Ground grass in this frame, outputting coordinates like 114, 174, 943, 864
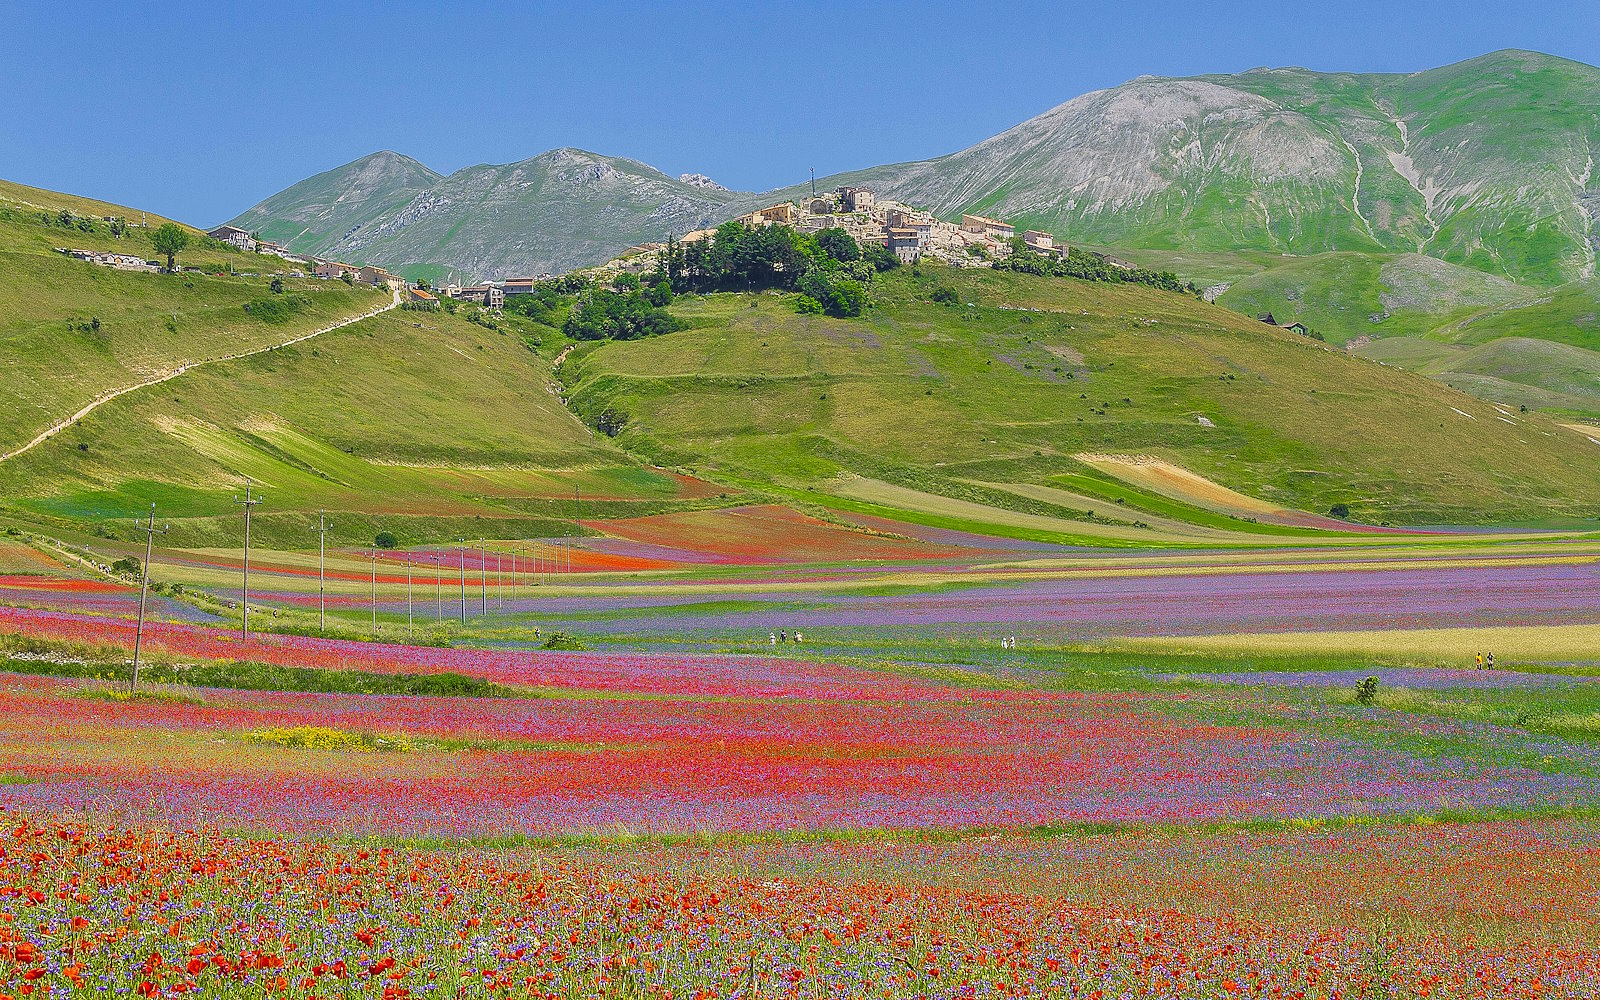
1117, 244, 1600, 418
0, 650, 520, 699
0, 221, 384, 457
1113, 622, 1600, 667
0, 303, 711, 545
565, 264, 1600, 526
0, 179, 729, 545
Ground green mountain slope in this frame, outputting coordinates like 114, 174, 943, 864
225, 151, 443, 257
230, 149, 745, 281
802, 50, 1599, 286
0, 181, 722, 546
228, 50, 1597, 306
561, 265, 1600, 525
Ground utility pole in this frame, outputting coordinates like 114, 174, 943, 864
433, 553, 442, 623
232, 478, 263, 639
313, 511, 331, 633
479, 538, 487, 614
130, 503, 168, 696
457, 538, 466, 624
407, 558, 413, 635
810, 166, 815, 198
370, 549, 377, 637
497, 548, 503, 610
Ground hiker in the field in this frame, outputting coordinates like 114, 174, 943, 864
1476, 652, 1483, 669
1486, 651, 1494, 670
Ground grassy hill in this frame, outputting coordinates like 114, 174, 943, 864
5, 178, 1599, 551
561, 264, 1600, 526
0, 179, 736, 548
0, 299, 716, 548
1110, 247, 1600, 419
0, 181, 389, 459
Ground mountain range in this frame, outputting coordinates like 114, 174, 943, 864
231, 50, 1600, 287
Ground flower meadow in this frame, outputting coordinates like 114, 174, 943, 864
0, 816, 1596, 999
2, 565, 1600, 995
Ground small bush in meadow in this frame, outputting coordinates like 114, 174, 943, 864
1355, 675, 1380, 706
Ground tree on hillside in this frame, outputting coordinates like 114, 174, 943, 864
151, 223, 190, 272
816, 227, 861, 264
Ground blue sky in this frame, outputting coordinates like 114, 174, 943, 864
4, 1, 1598, 225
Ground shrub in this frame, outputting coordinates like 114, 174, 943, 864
794, 294, 823, 315
541, 632, 588, 650
930, 286, 960, 306
1355, 675, 1380, 706
373, 531, 398, 549
1328, 503, 1351, 519
110, 557, 141, 577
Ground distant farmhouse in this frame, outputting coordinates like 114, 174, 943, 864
207, 224, 256, 252
56, 247, 159, 272
960, 214, 1014, 240
314, 261, 360, 280
358, 264, 406, 293
1258, 313, 1312, 337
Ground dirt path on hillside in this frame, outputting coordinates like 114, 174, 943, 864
0, 289, 400, 465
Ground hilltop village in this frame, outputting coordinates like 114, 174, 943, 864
618, 186, 1136, 277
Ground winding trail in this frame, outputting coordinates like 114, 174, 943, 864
0, 288, 400, 465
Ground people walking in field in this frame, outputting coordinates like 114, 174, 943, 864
1486, 651, 1494, 670
780, 630, 787, 643
769, 632, 776, 645
1476, 651, 1483, 669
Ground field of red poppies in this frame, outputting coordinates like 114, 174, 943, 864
1, 529, 1599, 997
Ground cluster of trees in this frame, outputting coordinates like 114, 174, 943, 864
562, 272, 679, 341
661, 222, 898, 317
995, 239, 1197, 295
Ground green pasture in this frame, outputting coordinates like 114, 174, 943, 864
566, 264, 1600, 525
0, 229, 385, 456
0, 302, 733, 545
